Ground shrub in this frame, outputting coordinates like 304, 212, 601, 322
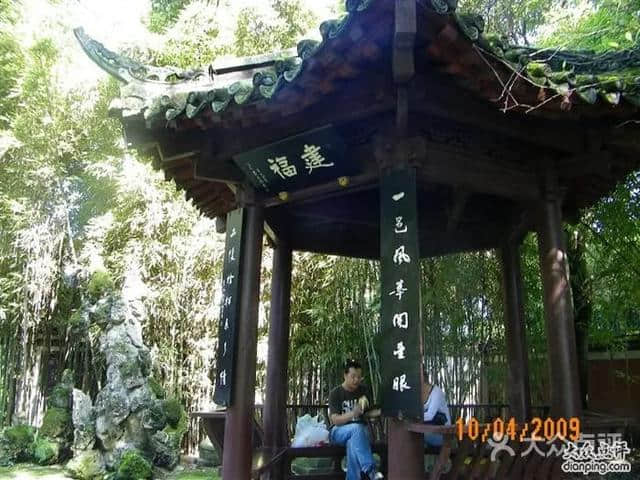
87, 270, 115, 300
162, 397, 184, 429
40, 407, 71, 439
148, 377, 166, 399
32, 436, 59, 465
116, 450, 152, 480
0, 425, 35, 465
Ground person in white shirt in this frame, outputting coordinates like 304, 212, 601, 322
422, 379, 451, 448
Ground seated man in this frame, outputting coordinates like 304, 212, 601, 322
328, 360, 383, 480
422, 378, 452, 448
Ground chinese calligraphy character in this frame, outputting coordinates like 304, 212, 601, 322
393, 341, 406, 360
224, 296, 232, 307
224, 318, 229, 330
225, 273, 235, 285
392, 312, 408, 329
222, 341, 227, 357
268, 156, 297, 179
393, 245, 411, 265
219, 369, 227, 386
389, 280, 407, 300
228, 247, 235, 262
394, 216, 407, 233
230, 227, 237, 238
392, 192, 405, 201
302, 144, 334, 173
392, 374, 411, 392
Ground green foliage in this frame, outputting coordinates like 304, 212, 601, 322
87, 270, 115, 300
234, 0, 317, 56
540, 0, 640, 52
116, 450, 152, 480
47, 385, 71, 410
148, 377, 166, 399
162, 397, 184, 429
0, 425, 35, 465
31, 437, 59, 465
459, 0, 558, 44
149, 0, 192, 33
39, 408, 71, 440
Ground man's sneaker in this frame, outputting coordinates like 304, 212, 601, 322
368, 472, 384, 480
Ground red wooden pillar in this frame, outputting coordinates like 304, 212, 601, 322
222, 205, 264, 479
537, 171, 582, 419
263, 238, 293, 479
388, 420, 424, 479
500, 237, 532, 422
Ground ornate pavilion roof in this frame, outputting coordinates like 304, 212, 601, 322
75, 0, 640, 258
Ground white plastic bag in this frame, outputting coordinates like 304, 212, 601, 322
291, 413, 330, 447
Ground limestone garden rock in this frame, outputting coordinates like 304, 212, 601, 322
68, 267, 186, 473
72, 389, 95, 453
66, 449, 106, 480
36, 370, 75, 464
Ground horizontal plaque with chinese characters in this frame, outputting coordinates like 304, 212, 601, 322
232, 125, 355, 193
380, 169, 423, 420
213, 208, 245, 406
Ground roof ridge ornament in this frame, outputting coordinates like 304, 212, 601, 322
73, 27, 206, 85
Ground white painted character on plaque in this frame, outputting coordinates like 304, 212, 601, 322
224, 295, 232, 307
223, 341, 228, 357
393, 341, 406, 360
268, 156, 298, 179
392, 374, 411, 392
393, 245, 411, 265
302, 144, 334, 173
389, 279, 408, 300
225, 273, 235, 285
392, 312, 408, 329
219, 369, 227, 386
392, 191, 405, 202
228, 246, 235, 262
224, 318, 229, 330
394, 216, 407, 233
230, 227, 237, 238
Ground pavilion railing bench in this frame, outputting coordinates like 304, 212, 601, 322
194, 403, 554, 479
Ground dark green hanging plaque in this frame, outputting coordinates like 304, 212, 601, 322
232, 125, 355, 193
380, 169, 423, 420
213, 208, 245, 406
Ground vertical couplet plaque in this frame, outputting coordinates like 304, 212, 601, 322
380, 169, 423, 419
213, 208, 246, 406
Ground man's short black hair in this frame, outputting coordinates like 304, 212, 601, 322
344, 359, 362, 374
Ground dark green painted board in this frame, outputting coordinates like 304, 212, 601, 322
380, 169, 423, 420
233, 125, 355, 193
213, 208, 245, 406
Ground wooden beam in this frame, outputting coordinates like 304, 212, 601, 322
262, 173, 378, 208
411, 74, 587, 154
417, 141, 540, 200
446, 188, 470, 232
393, 0, 416, 84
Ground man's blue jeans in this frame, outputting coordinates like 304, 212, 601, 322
329, 422, 376, 480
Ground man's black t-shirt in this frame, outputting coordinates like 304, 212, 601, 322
328, 384, 371, 426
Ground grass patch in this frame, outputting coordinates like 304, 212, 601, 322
0, 464, 220, 480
